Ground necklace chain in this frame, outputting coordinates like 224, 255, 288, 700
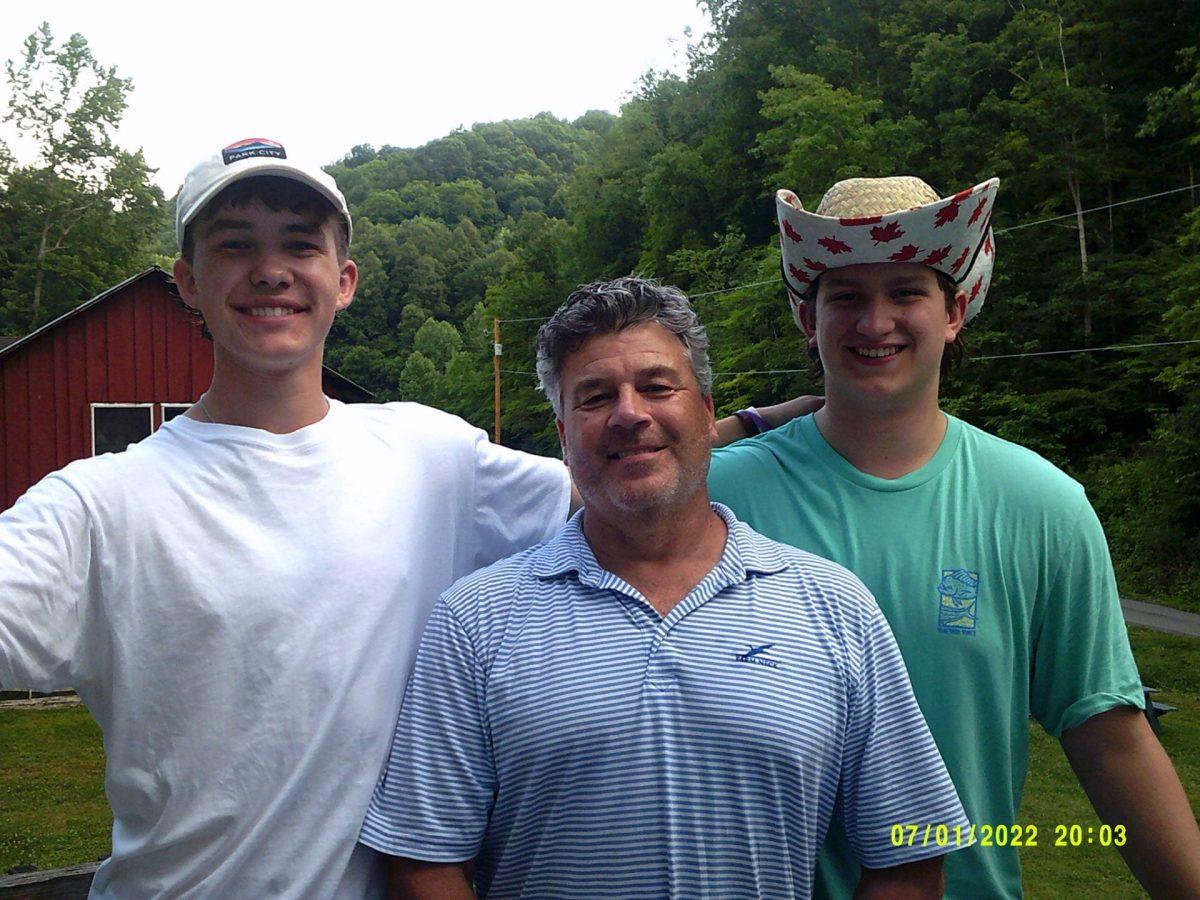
193, 393, 331, 425
196, 393, 215, 424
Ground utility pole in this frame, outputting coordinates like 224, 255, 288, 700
493, 318, 502, 445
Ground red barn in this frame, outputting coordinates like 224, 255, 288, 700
0, 267, 372, 511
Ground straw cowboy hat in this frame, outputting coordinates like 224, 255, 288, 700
775, 176, 999, 322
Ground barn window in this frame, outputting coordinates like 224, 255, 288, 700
160, 404, 191, 424
91, 404, 154, 455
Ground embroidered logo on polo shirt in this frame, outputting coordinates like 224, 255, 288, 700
222, 138, 287, 165
734, 643, 779, 669
937, 569, 979, 635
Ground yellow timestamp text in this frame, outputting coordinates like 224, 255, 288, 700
888, 823, 1128, 849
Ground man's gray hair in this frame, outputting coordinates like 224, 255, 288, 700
536, 276, 712, 417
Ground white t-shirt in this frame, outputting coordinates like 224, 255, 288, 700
0, 399, 570, 898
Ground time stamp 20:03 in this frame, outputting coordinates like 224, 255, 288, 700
890, 823, 1128, 848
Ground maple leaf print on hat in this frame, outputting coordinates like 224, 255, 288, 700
775, 175, 998, 322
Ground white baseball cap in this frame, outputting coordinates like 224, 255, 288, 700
175, 138, 352, 250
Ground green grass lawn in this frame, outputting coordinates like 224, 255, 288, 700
0, 703, 109, 873
2, 626, 1198, 892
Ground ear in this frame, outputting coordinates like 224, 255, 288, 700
794, 296, 819, 350
173, 258, 199, 309
336, 259, 358, 312
704, 392, 718, 445
795, 298, 816, 337
946, 289, 968, 341
787, 288, 808, 333
555, 416, 570, 468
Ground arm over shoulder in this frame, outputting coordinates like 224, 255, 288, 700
472, 431, 570, 568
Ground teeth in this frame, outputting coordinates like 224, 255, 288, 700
246, 307, 297, 317
855, 347, 900, 358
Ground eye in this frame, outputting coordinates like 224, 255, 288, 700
642, 383, 676, 396
576, 392, 611, 410
288, 241, 323, 254
216, 239, 250, 251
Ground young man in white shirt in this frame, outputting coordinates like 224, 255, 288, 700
0, 138, 571, 897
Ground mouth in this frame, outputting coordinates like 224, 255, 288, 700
608, 446, 665, 461
851, 346, 903, 359
237, 305, 307, 318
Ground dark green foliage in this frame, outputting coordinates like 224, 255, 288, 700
4, 5, 1200, 606
320, 113, 615, 432
314, 1, 1200, 606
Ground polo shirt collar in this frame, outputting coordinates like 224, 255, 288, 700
530, 502, 790, 587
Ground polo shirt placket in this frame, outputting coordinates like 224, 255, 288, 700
547, 514, 783, 696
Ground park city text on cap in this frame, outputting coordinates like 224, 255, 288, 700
776, 175, 998, 322
175, 138, 352, 250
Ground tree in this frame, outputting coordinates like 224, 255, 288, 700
399, 351, 439, 404
413, 318, 463, 371
0, 24, 163, 331
756, 67, 924, 203
985, 4, 1119, 343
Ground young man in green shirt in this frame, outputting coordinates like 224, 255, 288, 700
708, 175, 1200, 898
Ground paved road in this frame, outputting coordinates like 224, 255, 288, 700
1122, 598, 1200, 638
0, 693, 81, 710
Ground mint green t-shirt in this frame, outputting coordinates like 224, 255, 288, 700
708, 414, 1143, 899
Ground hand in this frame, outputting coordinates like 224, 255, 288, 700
713, 395, 825, 447
759, 395, 825, 429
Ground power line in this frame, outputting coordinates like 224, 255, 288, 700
974, 338, 1200, 360
712, 368, 805, 377
995, 184, 1199, 234
691, 278, 778, 299
712, 338, 1200, 372
494, 337, 1200, 379
495, 181, 1199, 325
497, 278, 779, 322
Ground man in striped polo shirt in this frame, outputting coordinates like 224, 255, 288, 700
360, 277, 969, 897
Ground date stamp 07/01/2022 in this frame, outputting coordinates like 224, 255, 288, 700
889, 823, 1128, 849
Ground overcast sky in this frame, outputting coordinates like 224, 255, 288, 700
1, 1, 711, 193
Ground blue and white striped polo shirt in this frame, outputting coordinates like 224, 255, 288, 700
360, 504, 968, 897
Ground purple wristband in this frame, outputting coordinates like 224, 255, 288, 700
733, 406, 771, 436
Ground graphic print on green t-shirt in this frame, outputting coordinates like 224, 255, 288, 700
937, 569, 979, 634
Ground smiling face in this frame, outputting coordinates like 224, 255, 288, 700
798, 262, 966, 415
555, 322, 717, 526
173, 199, 357, 380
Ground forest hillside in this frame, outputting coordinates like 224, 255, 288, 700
3, 1, 1199, 609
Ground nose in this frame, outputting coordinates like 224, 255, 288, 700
250, 249, 294, 290
856, 295, 895, 338
608, 386, 652, 430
